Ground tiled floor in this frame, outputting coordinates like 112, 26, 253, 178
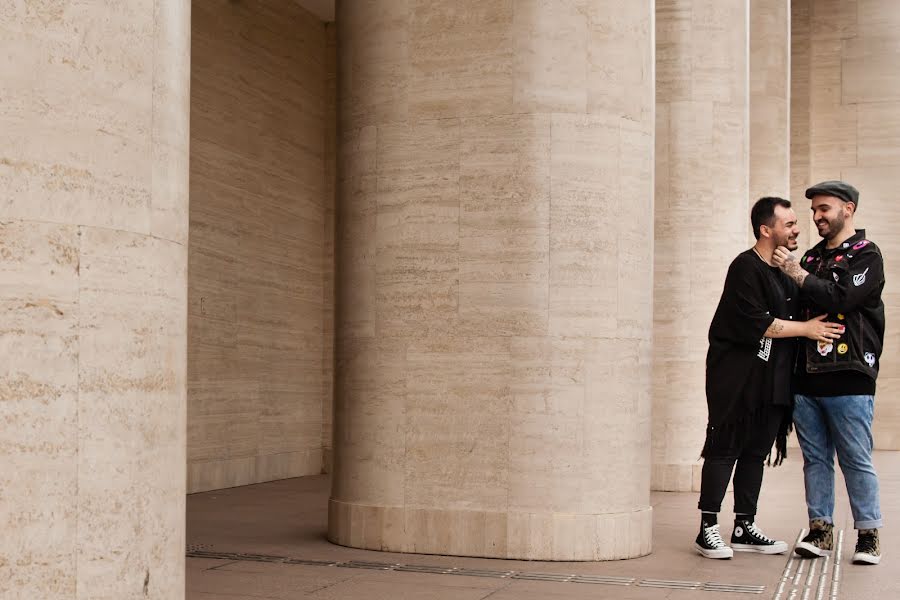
187, 451, 898, 599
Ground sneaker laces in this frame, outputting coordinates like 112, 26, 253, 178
856, 532, 878, 554
746, 522, 775, 543
703, 524, 727, 548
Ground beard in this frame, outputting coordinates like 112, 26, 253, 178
774, 231, 799, 250
816, 211, 845, 240
784, 235, 799, 250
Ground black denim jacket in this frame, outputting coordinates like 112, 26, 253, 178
799, 229, 886, 379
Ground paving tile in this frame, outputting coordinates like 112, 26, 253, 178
303, 578, 505, 600
185, 451, 900, 600
187, 562, 359, 598
190, 593, 282, 600
187, 557, 237, 571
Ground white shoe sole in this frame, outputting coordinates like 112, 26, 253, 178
852, 552, 881, 565
694, 543, 733, 559
795, 542, 831, 558
733, 541, 788, 554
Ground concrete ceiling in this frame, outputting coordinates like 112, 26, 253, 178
295, 0, 334, 22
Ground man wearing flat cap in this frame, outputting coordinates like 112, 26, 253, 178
773, 180, 886, 565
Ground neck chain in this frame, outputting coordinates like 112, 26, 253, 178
752, 246, 771, 266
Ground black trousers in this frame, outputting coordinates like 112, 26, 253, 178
698, 406, 787, 515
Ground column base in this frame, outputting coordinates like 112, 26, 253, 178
328, 499, 652, 561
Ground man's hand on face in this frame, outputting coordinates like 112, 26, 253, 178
772, 246, 794, 267
773, 246, 808, 286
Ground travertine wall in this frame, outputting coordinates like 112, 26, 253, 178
653, 0, 751, 491
187, 0, 332, 492
792, 0, 900, 448
750, 0, 791, 223
331, 0, 655, 561
322, 22, 337, 474
0, 0, 190, 598
791, 0, 814, 241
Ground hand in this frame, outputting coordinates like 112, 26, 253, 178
774, 245, 809, 286
804, 314, 845, 342
773, 246, 795, 267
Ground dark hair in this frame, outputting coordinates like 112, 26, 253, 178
750, 197, 792, 240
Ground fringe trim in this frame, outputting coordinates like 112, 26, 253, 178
767, 408, 794, 467
699, 403, 793, 467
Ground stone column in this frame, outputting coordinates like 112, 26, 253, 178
800, 0, 900, 448
750, 0, 791, 222
791, 0, 813, 241
0, 1, 190, 598
653, 0, 750, 491
331, 0, 654, 560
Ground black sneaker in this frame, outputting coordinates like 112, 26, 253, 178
795, 519, 834, 558
730, 519, 788, 554
695, 523, 733, 559
852, 529, 881, 565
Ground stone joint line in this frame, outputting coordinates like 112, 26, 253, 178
187, 549, 766, 594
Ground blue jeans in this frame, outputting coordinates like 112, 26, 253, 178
793, 394, 882, 529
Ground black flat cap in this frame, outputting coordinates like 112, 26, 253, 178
805, 180, 860, 206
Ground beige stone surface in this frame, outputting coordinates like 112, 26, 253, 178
750, 0, 790, 225
186, 451, 900, 600
653, 0, 751, 491
791, 0, 814, 244
187, 0, 333, 492
322, 22, 337, 474
0, 0, 190, 598
332, 0, 654, 560
295, 0, 335, 22
794, 0, 900, 448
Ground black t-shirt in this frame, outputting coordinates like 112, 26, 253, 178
706, 250, 798, 427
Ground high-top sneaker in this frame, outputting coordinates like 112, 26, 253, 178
852, 529, 881, 565
731, 519, 788, 554
795, 519, 834, 557
695, 523, 734, 559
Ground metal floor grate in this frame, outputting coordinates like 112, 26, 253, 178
186, 547, 765, 594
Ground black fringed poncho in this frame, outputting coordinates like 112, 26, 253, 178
702, 250, 798, 464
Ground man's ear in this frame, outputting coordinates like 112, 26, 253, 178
846, 202, 856, 216
759, 224, 771, 240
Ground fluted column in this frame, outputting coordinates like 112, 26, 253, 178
653, 0, 750, 491
331, 0, 654, 560
797, 0, 900, 448
0, 1, 190, 598
750, 0, 791, 219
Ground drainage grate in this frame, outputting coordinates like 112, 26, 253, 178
511, 572, 577, 582
703, 582, 766, 594
283, 558, 339, 567
571, 574, 635, 586
638, 578, 701, 590
186, 548, 763, 594
450, 568, 514, 578
344, 560, 398, 570
394, 564, 457, 575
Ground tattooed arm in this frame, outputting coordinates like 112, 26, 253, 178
765, 315, 843, 341
772, 247, 809, 286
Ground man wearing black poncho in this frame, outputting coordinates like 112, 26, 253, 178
694, 197, 845, 559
